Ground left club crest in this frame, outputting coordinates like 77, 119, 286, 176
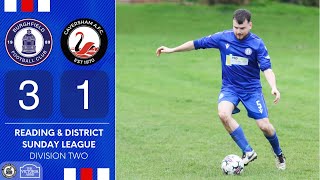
5, 19, 53, 66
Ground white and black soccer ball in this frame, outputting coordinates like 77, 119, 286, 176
221, 154, 244, 175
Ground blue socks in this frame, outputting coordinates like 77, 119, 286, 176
230, 126, 253, 153
265, 132, 282, 155
230, 126, 282, 155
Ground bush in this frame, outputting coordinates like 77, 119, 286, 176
280, 0, 319, 7
193, 0, 319, 6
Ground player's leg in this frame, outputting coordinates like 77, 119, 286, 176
256, 118, 286, 170
241, 92, 285, 170
218, 90, 256, 165
218, 101, 239, 133
255, 118, 281, 153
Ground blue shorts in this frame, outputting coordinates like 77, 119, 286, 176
218, 88, 268, 119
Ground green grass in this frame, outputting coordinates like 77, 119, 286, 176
116, 3, 319, 179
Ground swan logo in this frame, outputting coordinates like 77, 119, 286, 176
61, 18, 108, 66
5, 19, 52, 66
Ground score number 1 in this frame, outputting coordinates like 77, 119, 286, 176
77, 80, 89, 110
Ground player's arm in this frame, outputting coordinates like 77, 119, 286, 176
257, 40, 280, 104
156, 32, 222, 57
263, 69, 280, 104
156, 41, 195, 57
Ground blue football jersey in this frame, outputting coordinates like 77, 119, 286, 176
194, 30, 271, 91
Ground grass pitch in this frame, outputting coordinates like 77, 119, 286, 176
116, 3, 319, 179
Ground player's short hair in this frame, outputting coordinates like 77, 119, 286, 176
233, 9, 251, 24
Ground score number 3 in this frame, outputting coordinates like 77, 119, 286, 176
19, 80, 39, 111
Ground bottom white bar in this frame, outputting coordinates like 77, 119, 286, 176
64, 168, 76, 180
98, 168, 110, 180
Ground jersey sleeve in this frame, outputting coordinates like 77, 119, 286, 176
257, 40, 272, 71
193, 32, 222, 50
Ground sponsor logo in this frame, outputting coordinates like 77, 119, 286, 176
226, 54, 249, 66
2, 163, 17, 178
20, 164, 40, 178
5, 19, 52, 66
225, 43, 230, 49
4, 0, 50, 12
61, 18, 108, 66
245, 48, 252, 55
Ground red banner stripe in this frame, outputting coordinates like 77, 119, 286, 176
81, 168, 93, 180
21, 0, 34, 12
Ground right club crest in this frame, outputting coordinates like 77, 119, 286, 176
61, 18, 108, 66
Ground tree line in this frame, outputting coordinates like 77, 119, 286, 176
205, 0, 318, 7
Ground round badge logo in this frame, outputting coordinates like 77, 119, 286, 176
5, 19, 52, 66
2, 164, 17, 178
245, 48, 252, 55
61, 18, 108, 66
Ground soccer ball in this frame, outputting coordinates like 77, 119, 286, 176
221, 154, 244, 175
